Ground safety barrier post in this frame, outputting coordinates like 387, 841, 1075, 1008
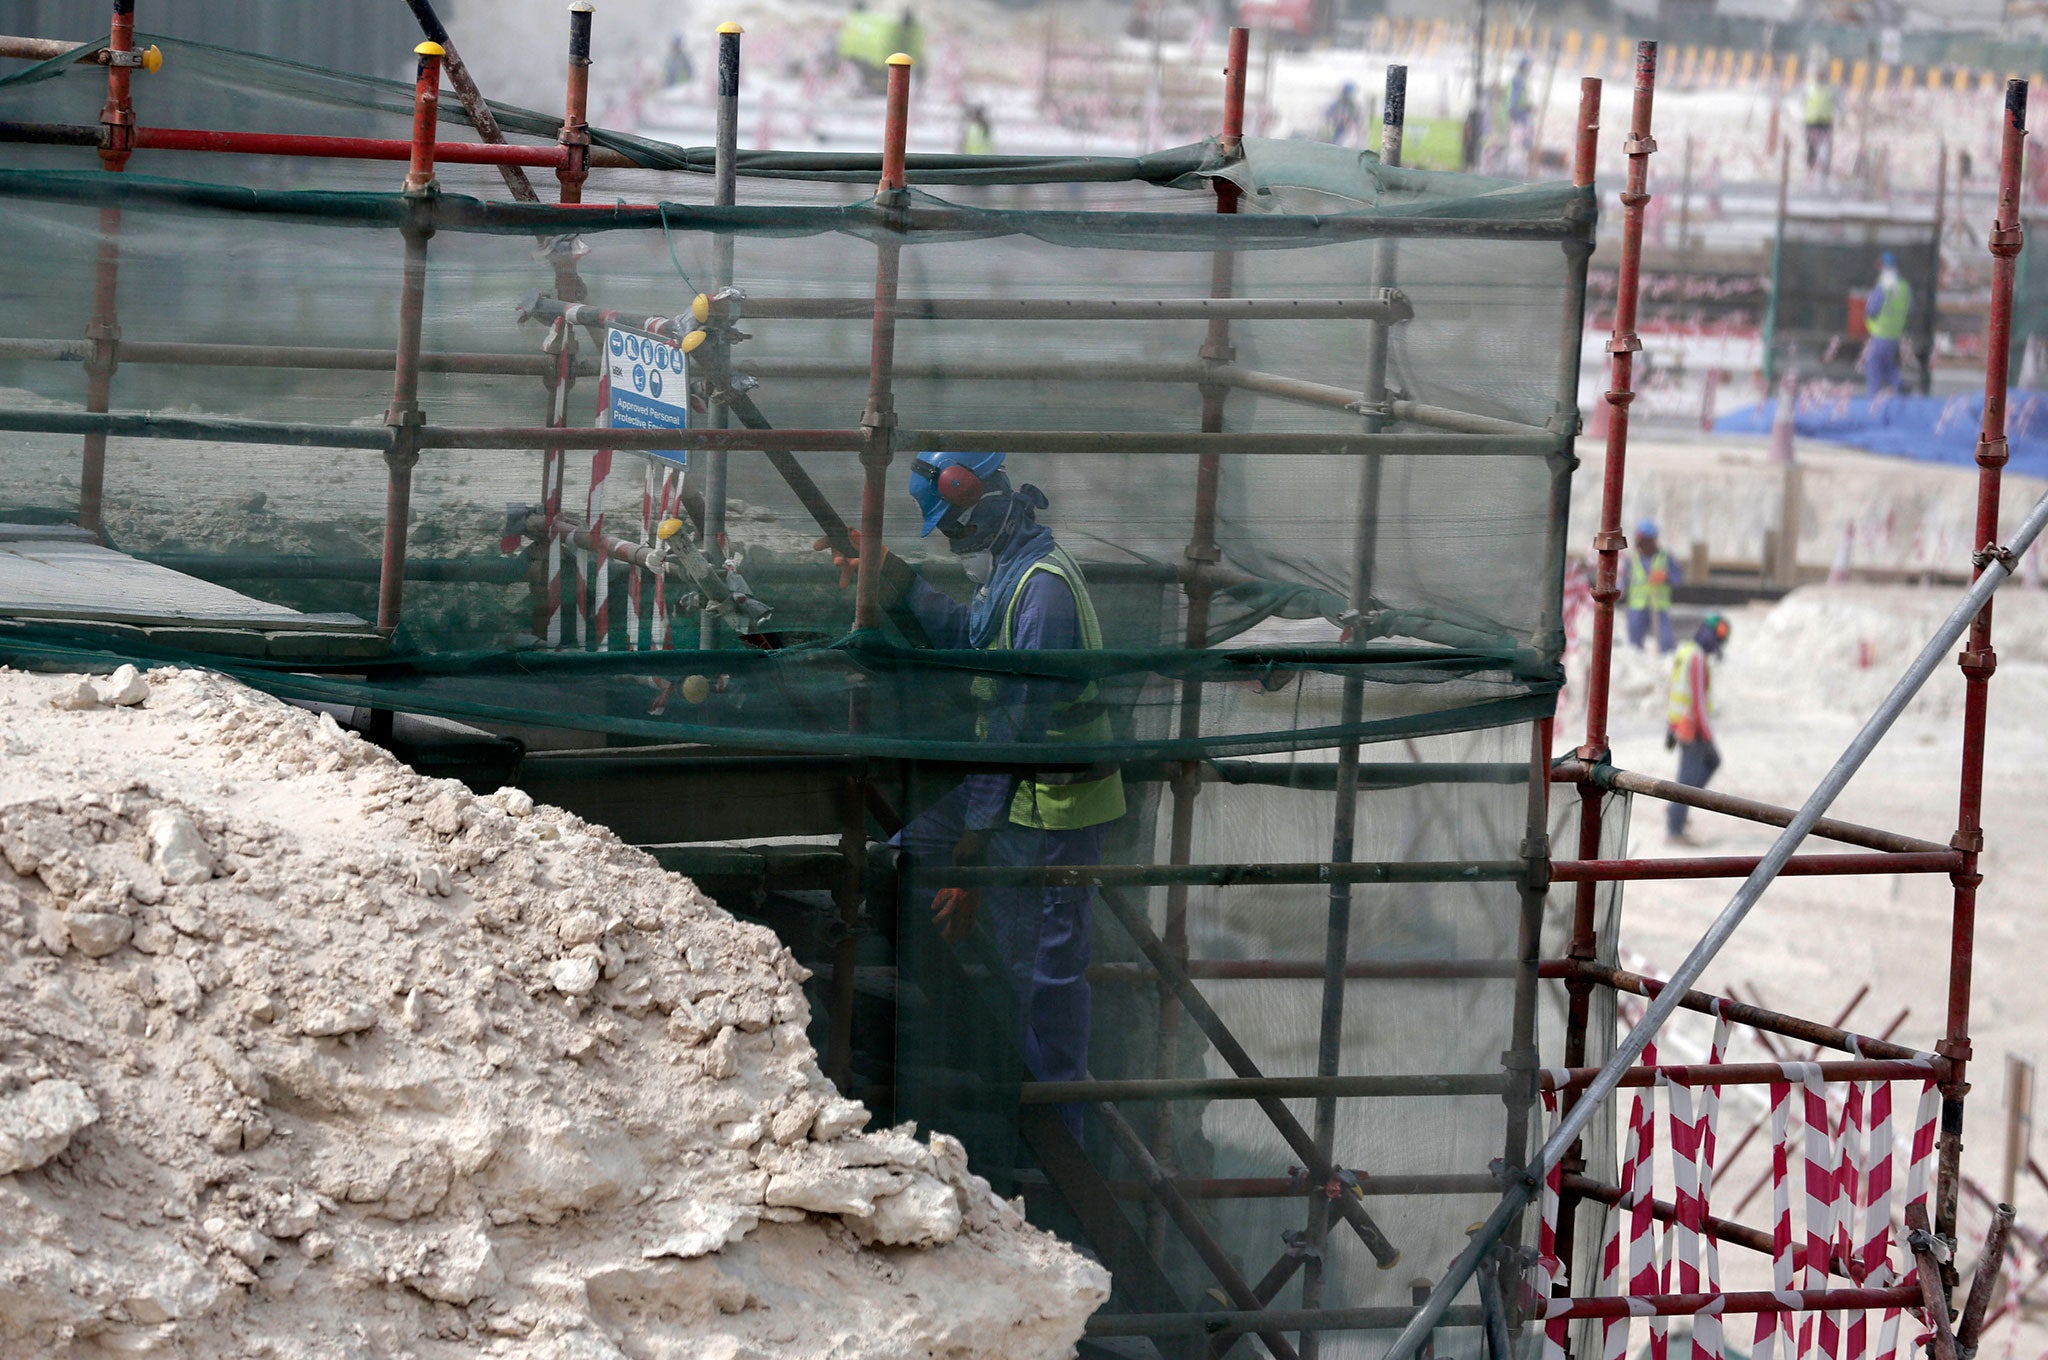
1154, 23, 1250, 1263
78, 0, 138, 533
377, 41, 444, 635
699, 21, 742, 649
1938, 76, 2028, 1263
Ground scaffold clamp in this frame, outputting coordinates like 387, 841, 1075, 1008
1971, 541, 2016, 571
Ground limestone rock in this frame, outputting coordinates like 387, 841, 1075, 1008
0, 1079, 99, 1174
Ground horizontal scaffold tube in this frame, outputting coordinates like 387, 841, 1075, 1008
1559, 959, 1932, 1061
1087, 1305, 1487, 1339
1207, 363, 1553, 438
1555, 759, 1950, 855
1014, 1057, 1943, 1106
0, 336, 582, 377
1544, 1285, 1921, 1321
1101, 1173, 1503, 1200
1540, 1056, 1943, 1093
923, 850, 1958, 889
0, 119, 640, 169
0, 35, 83, 61
1549, 851, 1963, 881
1561, 1173, 1780, 1267
1088, 958, 1524, 982
731, 294, 1412, 322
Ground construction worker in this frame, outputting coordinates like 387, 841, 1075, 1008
1802, 73, 1836, 182
1619, 519, 1682, 654
959, 103, 994, 156
1322, 81, 1363, 146
1664, 612, 1731, 845
816, 451, 1124, 1134
1863, 251, 1912, 396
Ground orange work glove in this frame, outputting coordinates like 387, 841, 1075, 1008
812, 530, 888, 589
930, 828, 990, 943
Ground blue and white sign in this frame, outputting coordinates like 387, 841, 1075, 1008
604, 327, 690, 468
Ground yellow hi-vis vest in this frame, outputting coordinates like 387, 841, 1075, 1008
1868, 279, 1912, 340
1625, 548, 1674, 613
969, 545, 1127, 831
1804, 83, 1836, 124
1666, 638, 1711, 742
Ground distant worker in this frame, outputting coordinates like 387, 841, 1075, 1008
1323, 81, 1363, 146
959, 102, 994, 156
1620, 519, 1682, 654
1802, 74, 1836, 182
1863, 251, 1912, 396
837, 0, 921, 93
816, 452, 1124, 1135
664, 34, 693, 88
1664, 612, 1731, 845
1507, 56, 1535, 153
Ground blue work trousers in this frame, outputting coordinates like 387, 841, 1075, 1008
897, 783, 1101, 1135
1668, 740, 1722, 835
1627, 607, 1677, 654
1866, 337, 1903, 395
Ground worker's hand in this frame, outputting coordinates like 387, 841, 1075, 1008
1664, 729, 1677, 751
812, 530, 888, 590
931, 887, 980, 943
952, 828, 990, 867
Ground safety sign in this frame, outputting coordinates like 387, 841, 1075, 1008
604, 327, 690, 467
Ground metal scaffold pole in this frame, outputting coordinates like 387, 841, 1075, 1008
78, 0, 141, 534
376, 40, 446, 636
700, 21, 742, 649
1937, 76, 2029, 1260
1152, 23, 1250, 1261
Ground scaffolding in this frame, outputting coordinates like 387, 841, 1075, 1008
0, 7, 2040, 1359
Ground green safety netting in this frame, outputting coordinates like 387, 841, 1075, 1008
0, 35, 1605, 1354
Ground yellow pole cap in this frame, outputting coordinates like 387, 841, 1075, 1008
691, 293, 711, 322
569, 2, 594, 10
719, 22, 744, 34
681, 329, 708, 353
680, 674, 712, 704
415, 41, 447, 57
887, 52, 914, 66
140, 43, 162, 73
657, 517, 687, 540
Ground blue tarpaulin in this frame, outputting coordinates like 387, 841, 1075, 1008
1714, 390, 2048, 478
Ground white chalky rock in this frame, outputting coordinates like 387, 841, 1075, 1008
764, 1166, 903, 1217
0, 1079, 99, 1174
64, 910, 132, 958
299, 1002, 378, 1037
810, 1097, 870, 1142
642, 1201, 761, 1260
557, 909, 605, 947
48, 680, 101, 711
549, 955, 601, 996
95, 664, 150, 707
152, 957, 202, 1014
701, 1026, 740, 1080
493, 787, 535, 817
146, 808, 214, 885
849, 1174, 963, 1247
413, 1223, 503, 1305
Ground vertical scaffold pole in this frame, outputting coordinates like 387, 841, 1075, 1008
1296, 60, 1407, 1356
1154, 23, 1250, 1258
701, 22, 743, 649
378, 41, 445, 635
1559, 43, 1657, 1289
829, 50, 912, 1092
78, 0, 137, 534
1938, 76, 2028, 1260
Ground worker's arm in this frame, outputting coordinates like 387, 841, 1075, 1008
1666, 555, 1683, 589
960, 572, 1083, 830
903, 574, 973, 649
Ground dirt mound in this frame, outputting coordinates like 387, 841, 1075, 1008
0, 665, 1105, 1359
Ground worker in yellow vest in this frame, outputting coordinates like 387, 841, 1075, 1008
1620, 518, 1683, 653
1665, 612, 1731, 844
818, 451, 1124, 1135
1802, 74, 1836, 182
1863, 252, 1912, 395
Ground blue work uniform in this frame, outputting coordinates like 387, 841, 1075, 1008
893, 525, 1122, 1134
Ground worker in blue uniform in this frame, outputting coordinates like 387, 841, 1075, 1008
818, 451, 1123, 1135
1620, 518, 1682, 654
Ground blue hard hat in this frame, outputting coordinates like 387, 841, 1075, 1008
1880, 251, 1898, 268
1636, 518, 1660, 539
908, 450, 1007, 536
